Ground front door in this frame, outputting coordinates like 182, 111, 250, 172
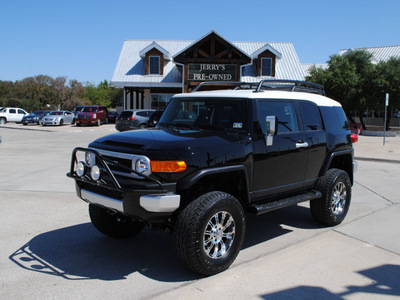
252, 100, 308, 200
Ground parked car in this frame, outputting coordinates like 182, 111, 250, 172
22, 110, 51, 125
0, 107, 28, 124
72, 106, 84, 118
147, 110, 164, 127
107, 111, 118, 123
115, 109, 155, 131
68, 80, 357, 276
76, 105, 108, 126
41, 111, 75, 126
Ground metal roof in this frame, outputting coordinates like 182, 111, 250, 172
111, 37, 307, 88
339, 45, 400, 63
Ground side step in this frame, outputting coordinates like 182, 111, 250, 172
249, 190, 322, 215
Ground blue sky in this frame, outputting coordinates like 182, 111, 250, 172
0, 0, 399, 84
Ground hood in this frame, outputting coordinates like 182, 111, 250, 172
89, 128, 250, 164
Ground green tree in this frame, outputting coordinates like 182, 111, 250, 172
85, 80, 112, 107
307, 50, 375, 128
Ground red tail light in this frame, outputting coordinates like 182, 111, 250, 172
128, 117, 136, 121
351, 133, 358, 143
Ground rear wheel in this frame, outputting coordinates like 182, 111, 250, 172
89, 204, 144, 238
310, 168, 351, 226
0, 118, 6, 125
173, 191, 246, 276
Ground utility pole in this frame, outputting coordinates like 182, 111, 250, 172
384, 93, 389, 145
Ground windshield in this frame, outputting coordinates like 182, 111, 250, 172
158, 97, 247, 131
82, 107, 98, 113
49, 111, 63, 116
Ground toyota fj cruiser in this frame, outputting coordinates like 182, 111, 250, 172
67, 80, 357, 276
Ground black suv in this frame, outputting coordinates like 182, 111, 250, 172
67, 80, 357, 276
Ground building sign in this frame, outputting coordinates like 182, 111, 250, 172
188, 64, 237, 81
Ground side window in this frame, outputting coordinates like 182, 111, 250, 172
137, 111, 147, 117
299, 102, 323, 131
257, 101, 299, 134
18, 109, 25, 114
9, 109, 16, 114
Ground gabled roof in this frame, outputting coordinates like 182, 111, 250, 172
173, 30, 252, 62
111, 31, 307, 88
339, 45, 400, 63
252, 43, 282, 59
139, 41, 171, 60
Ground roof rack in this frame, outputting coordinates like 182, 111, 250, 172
255, 80, 325, 95
191, 80, 325, 95
192, 81, 258, 92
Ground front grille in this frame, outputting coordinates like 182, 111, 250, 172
99, 155, 133, 173
81, 182, 124, 200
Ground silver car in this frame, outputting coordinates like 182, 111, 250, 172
41, 111, 75, 126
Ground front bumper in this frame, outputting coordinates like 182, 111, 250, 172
67, 147, 181, 223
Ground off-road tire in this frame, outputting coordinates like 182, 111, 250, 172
89, 204, 144, 238
173, 191, 246, 276
310, 168, 351, 226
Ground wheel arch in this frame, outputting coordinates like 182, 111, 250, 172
321, 149, 354, 185
177, 165, 250, 208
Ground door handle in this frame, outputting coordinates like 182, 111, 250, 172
296, 141, 309, 149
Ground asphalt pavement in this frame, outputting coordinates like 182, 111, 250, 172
0, 124, 399, 300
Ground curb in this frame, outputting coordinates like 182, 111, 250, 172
355, 157, 400, 164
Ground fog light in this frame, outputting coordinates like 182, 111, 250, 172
85, 151, 96, 167
76, 161, 86, 177
90, 165, 101, 181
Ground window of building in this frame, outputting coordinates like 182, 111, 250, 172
149, 56, 160, 75
261, 58, 272, 76
151, 94, 174, 109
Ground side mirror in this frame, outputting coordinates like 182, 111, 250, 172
265, 116, 277, 146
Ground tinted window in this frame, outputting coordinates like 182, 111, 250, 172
119, 111, 133, 118
10, 109, 16, 114
18, 109, 25, 114
136, 111, 148, 117
160, 97, 247, 131
82, 107, 98, 113
320, 106, 350, 131
257, 101, 299, 134
299, 102, 323, 131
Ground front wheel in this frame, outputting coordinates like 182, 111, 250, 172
59, 119, 64, 126
89, 204, 144, 238
97, 118, 101, 126
173, 191, 246, 276
310, 169, 352, 226
0, 118, 6, 125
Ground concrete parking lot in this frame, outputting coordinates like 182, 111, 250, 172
0, 123, 399, 299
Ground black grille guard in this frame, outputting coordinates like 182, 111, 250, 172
67, 147, 167, 193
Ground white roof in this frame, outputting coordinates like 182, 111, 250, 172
173, 89, 341, 107
339, 45, 400, 63
111, 36, 306, 88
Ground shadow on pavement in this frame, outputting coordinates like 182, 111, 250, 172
10, 205, 322, 282
260, 264, 400, 299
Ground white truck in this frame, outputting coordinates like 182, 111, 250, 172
0, 107, 28, 124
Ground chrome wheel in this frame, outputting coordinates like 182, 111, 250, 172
203, 211, 235, 259
331, 182, 347, 215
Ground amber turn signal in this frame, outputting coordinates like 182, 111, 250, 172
151, 161, 187, 173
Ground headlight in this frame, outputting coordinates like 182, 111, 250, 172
92, 113, 97, 119
76, 161, 86, 177
135, 158, 151, 176
85, 152, 96, 167
90, 165, 101, 181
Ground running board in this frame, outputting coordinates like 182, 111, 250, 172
249, 190, 322, 215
